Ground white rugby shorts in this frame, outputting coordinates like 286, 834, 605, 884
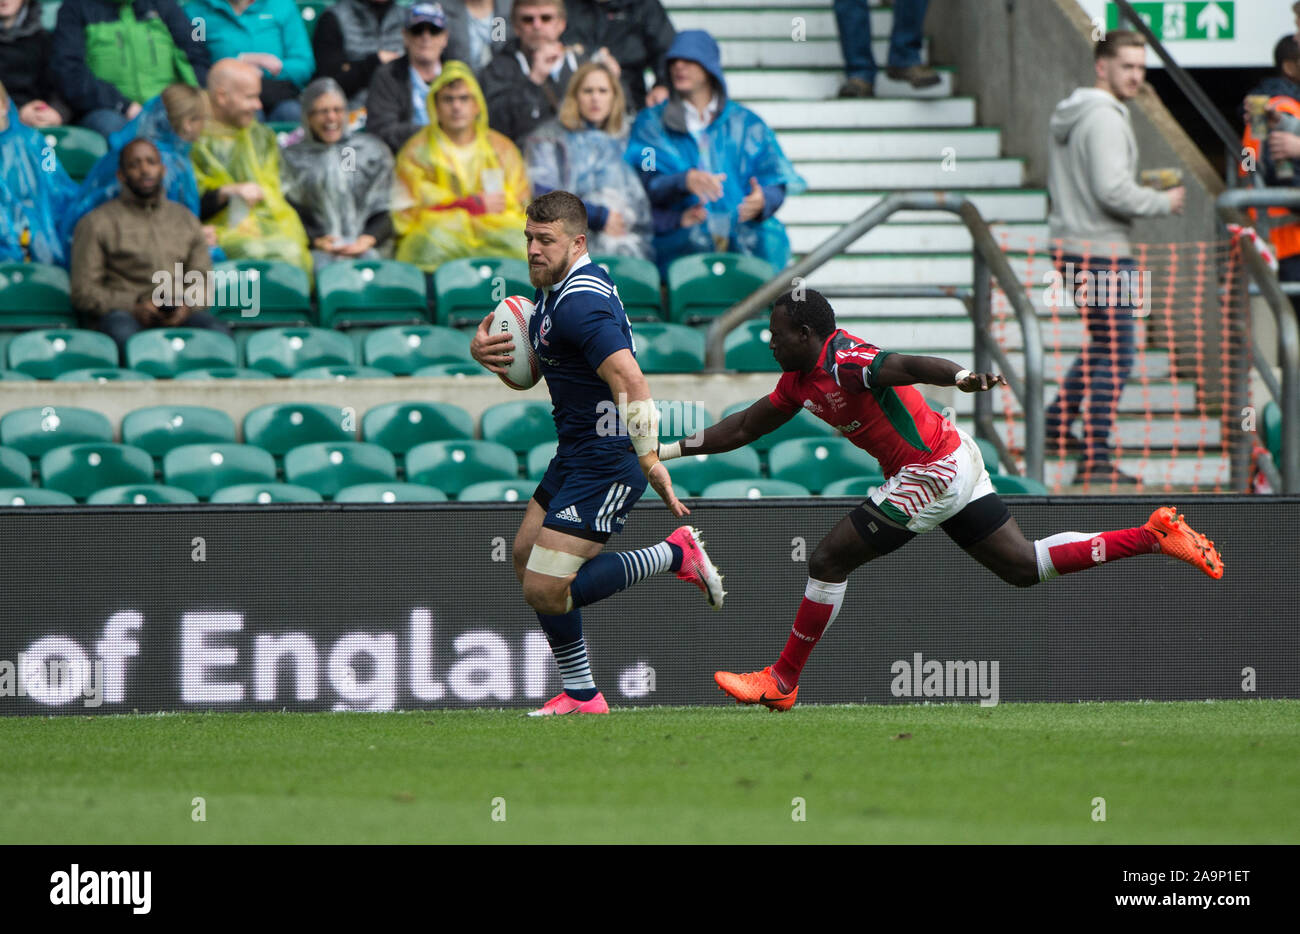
869, 428, 995, 533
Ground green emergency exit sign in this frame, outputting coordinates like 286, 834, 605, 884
1106, 1, 1235, 40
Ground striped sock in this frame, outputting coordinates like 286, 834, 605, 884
569, 541, 681, 608
536, 610, 597, 700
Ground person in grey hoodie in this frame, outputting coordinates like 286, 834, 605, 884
1044, 29, 1185, 486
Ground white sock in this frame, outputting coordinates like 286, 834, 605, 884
1033, 531, 1097, 582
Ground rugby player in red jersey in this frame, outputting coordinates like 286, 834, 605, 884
658, 288, 1224, 711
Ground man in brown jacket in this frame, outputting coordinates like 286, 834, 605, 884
70, 138, 231, 356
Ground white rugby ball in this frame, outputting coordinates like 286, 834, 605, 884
490, 295, 540, 390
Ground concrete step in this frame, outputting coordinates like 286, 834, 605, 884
750, 97, 972, 130
775, 127, 998, 162
798, 254, 1056, 289
788, 222, 1047, 254
779, 190, 1047, 224
833, 315, 1112, 351
730, 68, 955, 101
795, 158, 1024, 190
719, 37, 926, 69
1001, 415, 1224, 449
665, 0, 889, 7
670, 8, 870, 38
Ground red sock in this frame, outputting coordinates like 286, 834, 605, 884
773, 579, 846, 690
1037, 527, 1159, 579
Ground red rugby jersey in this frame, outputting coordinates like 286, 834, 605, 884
767, 329, 960, 477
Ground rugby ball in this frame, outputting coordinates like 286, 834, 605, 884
490, 295, 540, 390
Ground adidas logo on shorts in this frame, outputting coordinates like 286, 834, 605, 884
554, 505, 582, 523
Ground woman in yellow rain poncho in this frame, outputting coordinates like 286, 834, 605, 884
392, 61, 529, 271
190, 99, 312, 275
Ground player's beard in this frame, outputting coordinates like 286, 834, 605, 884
529, 256, 566, 289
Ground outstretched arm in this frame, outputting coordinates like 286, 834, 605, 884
870, 353, 1005, 393
660, 396, 795, 459
597, 349, 689, 518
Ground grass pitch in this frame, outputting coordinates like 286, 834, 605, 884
1, 700, 1295, 844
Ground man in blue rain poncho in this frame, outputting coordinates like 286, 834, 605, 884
0, 81, 78, 266
624, 29, 804, 276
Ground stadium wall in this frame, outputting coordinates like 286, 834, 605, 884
0, 497, 1292, 714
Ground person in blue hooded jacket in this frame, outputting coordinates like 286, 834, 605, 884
0, 82, 78, 266
624, 29, 804, 277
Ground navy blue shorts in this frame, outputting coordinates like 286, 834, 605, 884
533, 450, 647, 542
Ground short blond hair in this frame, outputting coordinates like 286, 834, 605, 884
1095, 29, 1145, 60
162, 84, 209, 133
558, 63, 625, 135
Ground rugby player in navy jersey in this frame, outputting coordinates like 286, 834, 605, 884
470, 190, 725, 715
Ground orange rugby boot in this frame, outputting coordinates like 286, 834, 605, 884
714, 666, 798, 712
1144, 506, 1224, 580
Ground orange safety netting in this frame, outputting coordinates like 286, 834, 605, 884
988, 234, 1255, 493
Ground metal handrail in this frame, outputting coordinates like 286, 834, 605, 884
1216, 188, 1300, 492
703, 191, 1045, 483
1113, 0, 1240, 174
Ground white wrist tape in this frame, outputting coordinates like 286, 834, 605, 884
659, 440, 683, 461
620, 399, 660, 457
954, 368, 972, 385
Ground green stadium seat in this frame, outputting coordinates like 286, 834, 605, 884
297, 0, 329, 38
975, 436, 1001, 473
174, 367, 269, 380
39, 443, 155, 501
432, 257, 532, 327
0, 445, 32, 487
7, 328, 117, 379
822, 475, 886, 497
245, 327, 355, 377
334, 482, 449, 503
991, 473, 1049, 495
700, 478, 812, 498
243, 403, 353, 459
664, 448, 763, 497
363, 325, 473, 374
665, 253, 774, 324
209, 482, 323, 503
0, 369, 35, 380
479, 400, 555, 454
54, 367, 154, 382
0, 263, 75, 329
657, 400, 713, 444
123, 406, 237, 460
590, 254, 663, 321
526, 440, 557, 480
87, 484, 200, 504
209, 260, 313, 326
723, 319, 780, 372
722, 400, 836, 453
458, 479, 537, 502
362, 401, 473, 455
0, 406, 113, 460
41, 126, 108, 182
1264, 401, 1282, 464
292, 364, 393, 380
266, 121, 300, 140
405, 439, 518, 497
768, 437, 882, 494
411, 362, 487, 377
283, 441, 397, 498
633, 322, 705, 373
163, 443, 278, 500
125, 328, 238, 378
0, 487, 76, 506
318, 259, 429, 328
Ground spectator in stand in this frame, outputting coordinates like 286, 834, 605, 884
366, 2, 452, 153
283, 78, 395, 269
442, 0, 512, 76
191, 59, 311, 272
1045, 30, 1185, 486
70, 138, 231, 356
1241, 35, 1300, 311
480, 0, 598, 144
524, 61, 650, 259
392, 60, 529, 270
833, 0, 939, 98
562, 0, 673, 111
0, 0, 70, 128
63, 85, 220, 253
184, 0, 314, 123
0, 81, 78, 266
51, 0, 209, 138
311, 0, 407, 111
625, 30, 804, 277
